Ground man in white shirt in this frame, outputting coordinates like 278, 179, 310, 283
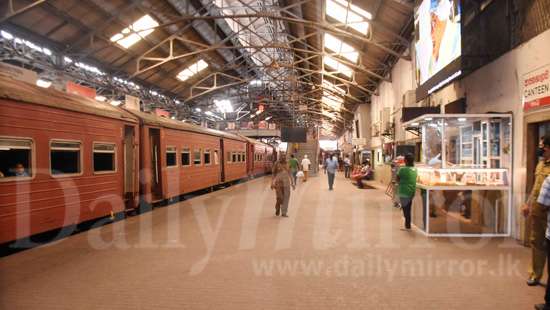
301, 155, 311, 182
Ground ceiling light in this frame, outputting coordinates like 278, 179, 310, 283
36, 79, 52, 88
177, 59, 209, 82
195, 108, 202, 112
324, 33, 358, 63
255, 110, 262, 115
411, 122, 419, 126
458, 118, 467, 122
110, 100, 122, 106
1, 30, 14, 40
214, 99, 233, 113
323, 56, 353, 77
326, 0, 371, 34
265, 116, 272, 121
110, 14, 159, 49
250, 114, 256, 119
205, 111, 213, 116
63, 56, 73, 64
95, 95, 107, 102
425, 117, 433, 121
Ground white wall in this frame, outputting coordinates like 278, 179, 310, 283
457, 28, 550, 239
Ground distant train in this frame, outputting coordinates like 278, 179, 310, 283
0, 76, 276, 244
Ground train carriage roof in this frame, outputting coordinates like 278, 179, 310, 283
0, 76, 138, 123
129, 109, 247, 142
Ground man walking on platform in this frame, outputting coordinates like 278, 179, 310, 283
288, 154, 299, 186
301, 155, 311, 182
523, 136, 550, 287
324, 154, 339, 191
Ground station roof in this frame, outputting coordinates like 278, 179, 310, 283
1, 0, 414, 137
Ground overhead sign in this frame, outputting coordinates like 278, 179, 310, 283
125, 95, 140, 111
524, 64, 550, 111
66, 81, 96, 99
0, 62, 37, 84
154, 108, 170, 118
352, 138, 367, 146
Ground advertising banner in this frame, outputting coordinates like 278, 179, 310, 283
523, 64, 550, 111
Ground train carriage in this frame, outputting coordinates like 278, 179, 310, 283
130, 111, 248, 207
0, 77, 140, 244
243, 136, 275, 177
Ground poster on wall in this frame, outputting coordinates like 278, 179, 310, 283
523, 64, 550, 111
415, 0, 462, 86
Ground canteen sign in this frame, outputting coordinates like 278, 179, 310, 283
523, 65, 550, 111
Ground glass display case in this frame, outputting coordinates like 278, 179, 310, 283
404, 114, 513, 237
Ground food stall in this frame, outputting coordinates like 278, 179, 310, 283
403, 114, 512, 237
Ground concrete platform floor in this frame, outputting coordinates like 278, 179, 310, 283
0, 174, 543, 310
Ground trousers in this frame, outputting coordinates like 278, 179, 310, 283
275, 186, 291, 215
327, 172, 335, 189
529, 214, 548, 281
400, 197, 413, 229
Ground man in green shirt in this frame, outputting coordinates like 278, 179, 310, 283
288, 154, 299, 186
397, 154, 417, 230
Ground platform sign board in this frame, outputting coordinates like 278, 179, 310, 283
0, 62, 37, 84
523, 64, 550, 111
258, 121, 267, 129
66, 81, 96, 99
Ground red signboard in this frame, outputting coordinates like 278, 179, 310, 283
154, 108, 170, 118
524, 65, 550, 111
66, 81, 96, 99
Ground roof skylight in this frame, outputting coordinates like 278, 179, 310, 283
176, 59, 209, 82
324, 33, 359, 63
110, 15, 159, 49
326, 0, 372, 34
323, 56, 353, 77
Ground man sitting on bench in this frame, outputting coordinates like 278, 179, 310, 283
352, 160, 372, 188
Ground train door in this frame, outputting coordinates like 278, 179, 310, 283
149, 128, 162, 201
220, 138, 226, 183
123, 125, 137, 210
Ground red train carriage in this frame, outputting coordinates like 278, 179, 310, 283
130, 111, 248, 206
243, 136, 275, 177
0, 77, 140, 244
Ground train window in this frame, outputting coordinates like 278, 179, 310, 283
227, 151, 232, 163
50, 140, 81, 175
242, 152, 246, 162
204, 149, 211, 165
0, 138, 32, 179
93, 143, 116, 173
214, 150, 219, 165
232, 152, 237, 163
181, 149, 191, 166
193, 149, 202, 165
166, 146, 177, 167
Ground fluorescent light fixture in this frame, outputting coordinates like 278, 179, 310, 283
428, 70, 462, 94
250, 114, 256, 119
95, 95, 107, 102
1, 30, 14, 40
110, 100, 122, 106
324, 33, 358, 63
265, 116, 272, 121
458, 118, 467, 122
177, 59, 209, 82
64, 56, 73, 64
75, 62, 105, 75
175, 100, 181, 104
249, 79, 262, 86
43, 48, 52, 56
36, 79, 51, 88
326, 0, 371, 34
110, 15, 159, 49
171, 116, 176, 120
425, 117, 433, 121
205, 111, 213, 116
411, 122, 419, 126
323, 56, 353, 77
195, 108, 202, 112
255, 110, 262, 115
214, 99, 233, 113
